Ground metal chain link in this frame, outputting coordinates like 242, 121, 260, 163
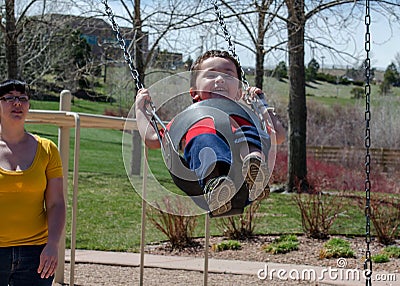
103, 0, 264, 125
211, 0, 269, 131
364, 0, 372, 285
211, 0, 250, 92
102, 0, 144, 91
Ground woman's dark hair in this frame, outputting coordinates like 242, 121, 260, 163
189, 50, 242, 88
0, 80, 30, 98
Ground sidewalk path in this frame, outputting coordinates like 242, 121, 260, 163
65, 250, 398, 286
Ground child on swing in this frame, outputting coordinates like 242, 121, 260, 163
136, 50, 285, 217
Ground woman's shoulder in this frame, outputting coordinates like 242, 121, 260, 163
31, 134, 58, 149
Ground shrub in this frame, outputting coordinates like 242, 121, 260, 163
319, 238, 355, 259
148, 198, 198, 250
269, 150, 287, 185
382, 246, 400, 258
295, 187, 346, 239
104, 107, 129, 117
355, 195, 400, 245
350, 87, 365, 99
215, 199, 262, 240
212, 240, 242, 252
371, 254, 390, 263
272, 148, 397, 194
263, 234, 299, 254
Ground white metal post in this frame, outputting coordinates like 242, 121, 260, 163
139, 146, 148, 286
68, 112, 81, 286
203, 214, 210, 286
55, 90, 72, 284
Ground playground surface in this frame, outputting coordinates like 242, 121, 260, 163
57, 250, 399, 285
56, 234, 399, 286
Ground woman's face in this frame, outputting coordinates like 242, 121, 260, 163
191, 57, 242, 102
0, 90, 30, 123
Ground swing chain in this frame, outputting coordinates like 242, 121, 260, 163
103, 0, 266, 133
211, 0, 270, 132
364, 0, 372, 284
211, 0, 250, 92
102, 0, 163, 138
102, 0, 144, 91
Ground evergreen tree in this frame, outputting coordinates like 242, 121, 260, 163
306, 58, 319, 82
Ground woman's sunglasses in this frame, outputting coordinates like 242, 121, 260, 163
0, 95, 30, 103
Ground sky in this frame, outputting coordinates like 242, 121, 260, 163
231, 12, 399, 72
19, 0, 400, 72
148, 2, 399, 72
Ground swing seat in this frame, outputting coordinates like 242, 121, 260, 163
161, 98, 270, 217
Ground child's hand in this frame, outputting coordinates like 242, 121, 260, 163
136, 88, 149, 105
245, 87, 264, 100
136, 88, 153, 111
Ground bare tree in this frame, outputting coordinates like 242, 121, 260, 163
81, 0, 212, 88
0, 0, 21, 78
86, 0, 213, 174
0, 0, 93, 84
218, 0, 286, 90
283, 0, 400, 191
395, 52, 400, 70
285, 0, 307, 191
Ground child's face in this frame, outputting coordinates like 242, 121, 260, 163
191, 57, 241, 102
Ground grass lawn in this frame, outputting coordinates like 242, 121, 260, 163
23, 78, 398, 252
24, 120, 372, 252
65, 169, 368, 252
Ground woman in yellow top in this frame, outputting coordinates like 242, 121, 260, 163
0, 80, 66, 286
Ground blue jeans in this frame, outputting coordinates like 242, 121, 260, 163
0, 245, 53, 286
183, 126, 270, 188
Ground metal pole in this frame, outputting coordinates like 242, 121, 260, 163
203, 215, 210, 286
55, 90, 71, 284
67, 112, 81, 286
139, 145, 148, 286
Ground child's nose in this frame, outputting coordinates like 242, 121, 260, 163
215, 75, 225, 82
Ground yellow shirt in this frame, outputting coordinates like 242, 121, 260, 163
0, 136, 63, 247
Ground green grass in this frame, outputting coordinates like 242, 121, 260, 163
383, 246, 400, 258
212, 240, 242, 251
262, 234, 299, 254
320, 238, 355, 258
59, 172, 369, 251
371, 254, 390, 263
23, 78, 399, 252
30, 97, 119, 114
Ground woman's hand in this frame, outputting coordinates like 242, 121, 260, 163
37, 243, 58, 279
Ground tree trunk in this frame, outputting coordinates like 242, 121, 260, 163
129, 0, 147, 176
255, 7, 266, 90
286, 0, 307, 192
5, 0, 18, 79
255, 47, 264, 89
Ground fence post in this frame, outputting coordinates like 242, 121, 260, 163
55, 90, 72, 284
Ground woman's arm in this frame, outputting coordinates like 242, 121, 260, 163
38, 177, 65, 278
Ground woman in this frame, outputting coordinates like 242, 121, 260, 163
0, 79, 66, 286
